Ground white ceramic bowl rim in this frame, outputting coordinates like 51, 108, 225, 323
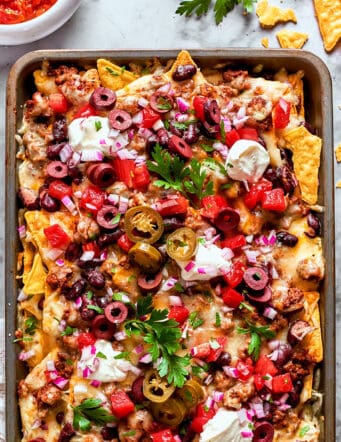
0, 0, 82, 45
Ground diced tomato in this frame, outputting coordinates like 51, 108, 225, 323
237, 127, 259, 141
254, 354, 278, 376
43, 224, 70, 249
261, 188, 287, 212
79, 185, 106, 214
168, 305, 190, 324
155, 195, 189, 217
132, 163, 150, 189
244, 178, 273, 210
206, 336, 227, 363
49, 93, 68, 113
254, 374, 265, 391
77, 332, 96, 349
48, 180, 72, 200
272, 373, 293, 393
150, 429, 176, 442
112, 158, 135, 188
117, 233, 134, 252
273, 98, 291, 129
201, 195, 229, 220
222, 287, 244, 308
44, 370, 56, 383
192, 96, 207, 122
111, 390, 135, 418
141, 106, 161, 128
223, 261, 246, 288
224, 128, 240, 147
73, 103, 97, 119
82, 241, 101, 258
192, 343, 211, 359
221, 234, 246, 250
190, 404, 216, 433
236, 359, 254, 381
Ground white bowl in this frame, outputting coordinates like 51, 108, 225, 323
0, 0, 82, 46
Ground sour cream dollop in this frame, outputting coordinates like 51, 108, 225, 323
177, 243, 231, 281
200, 408, 252, 442
68, 116, 116, 153
226, 139, 270, 183
78, 339, 133, 383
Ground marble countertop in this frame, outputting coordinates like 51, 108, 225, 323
0, 0, 339, 440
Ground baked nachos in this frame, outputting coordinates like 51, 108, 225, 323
15, 51, 325, 442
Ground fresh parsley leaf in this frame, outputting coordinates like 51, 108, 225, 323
202, 157, 227, 176
176, 0, 256, 24
87, 305, 104, 314
24, 317, 38, 335
124, 297, 190, 387
189, 311, 204, 329
220, 182, 232, 190
183, 158, 214, 202
96, 351, 107, 359
220, 119, 226, 141
174, 282, 185, 293
201, 143, 215, 152
61, 326, 77, 337
95, 120, 102, 131
73, 398, 116, 432
114, 351, 132, 361
105, 66, 119, 76
237, 320, 275, 360
86, 291, 93, 300
123, 430, 136, 437
239, 301, 254, 312
13, 336, 33, 343
111, 213, 121, 225
299, 425, 310, 438
215, 312, 221, 327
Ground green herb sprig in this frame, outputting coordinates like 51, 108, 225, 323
124, 295, 190, 387
237, 320, 275, 360
73, 398, 116, 432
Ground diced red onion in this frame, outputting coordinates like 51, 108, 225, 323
204, 227, 217, 241
169, 295, 183, 306
128, 129, 135, 140
223, 366, 239, 378
74, 382, 88, 393
252, 401, 265, 419
114, 331, 127, 341
135, 155, 147, 166
215, 284, 222, 296
233, 116, 249, 130
61, 196, 77, 214
191, 347, 199, 357
176, 97, 190, 113
139, 353, 152, 364
55, 258, 64, 267
57, 319, 66, 332
221, 305, 234, 313
90, 380, 102, 388
129, 365, 142, 376
184, 261, 195, 272
45, 248, 64, 261
278, 403, 291, 411
107, 193, 120, 205
244, 249, 260, 264
213, 391, 224, 402
197, 267, 207, 275
270, 265, 279, 279
157, 82, 171, 94
100, 250, 108, 261
279, 393, 289, 404
73, 190, 82, 199
133, 344, 144, 355
108, 128, 120, 138
117, 148, 137, 160
161, 276, 178, 291
31, 419, 42, 430
72, 151, 81, 165
81, 150, 104, 162
82, 367, 92, 379
181, 322, 189, 339
138, 97, 149, 108
222, 117, 232, 132
221, 247, 234, 260
80, 250, 95, 261
213, 141, 228, 159
152, 119, 164, 131
205, 396, 215, 409
238, 408, 248, 424
138, 127, 153, 140
74, 296, 82, 309
204, 374, 213, 385
53, 376, 69, 389
246, 409, 255, 420
243, 180, 249, 192
173, 436, 182, 442
46, 360, 56, 371
263, 306, 277, 320
118, 196, 129, 213
18, 349, 35, 361
245, 234, 254, 243
237, 106, 246, 119
90, 345, 97, 355
132, 111, 143, 125
17, 225, 26, 239
264, 374, 273, 389
59, 143, 73, 162
267, 230, 277, 245
17, 289, 28, 302
268, 340, 285, 350
175, 113, 189, 123
241, 430, 253, 438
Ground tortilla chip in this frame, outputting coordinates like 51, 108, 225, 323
300, 368, 314, 403
283, 126, 322, 205
24, 253, 47, 295
337, 180, 341, 188
300, 292, 323, 363
166, 50, 206, 87
22, 241, 36, 285
276, 30, 309, 49
97, 59, 137, 91
335, 142, 341, 162
261, 37, 269, 48
313, 0, 341, 51
256, 0, 297, 28
33, 69, 59, 95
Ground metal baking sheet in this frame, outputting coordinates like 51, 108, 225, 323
5, 49, 335, 441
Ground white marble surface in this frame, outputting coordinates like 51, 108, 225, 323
0, 0, 339, 440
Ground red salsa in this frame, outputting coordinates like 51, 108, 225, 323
0, 0, 57, 24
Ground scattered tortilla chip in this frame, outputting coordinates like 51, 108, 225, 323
337, 180, 341, 188
276, 30, 309, 49
24, 253, 47, 295
335, 142, 341, 162
301, 292, 323, 363
166, 50, 206, 86
261, 37, 269, 48
283, 126, 322, 205
33, 69, 58, 95
313, 0, 341, 51
97, 59, 138, 91
256, 0, 297, 28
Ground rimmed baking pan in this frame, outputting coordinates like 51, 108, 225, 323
5, 49, 335, 441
